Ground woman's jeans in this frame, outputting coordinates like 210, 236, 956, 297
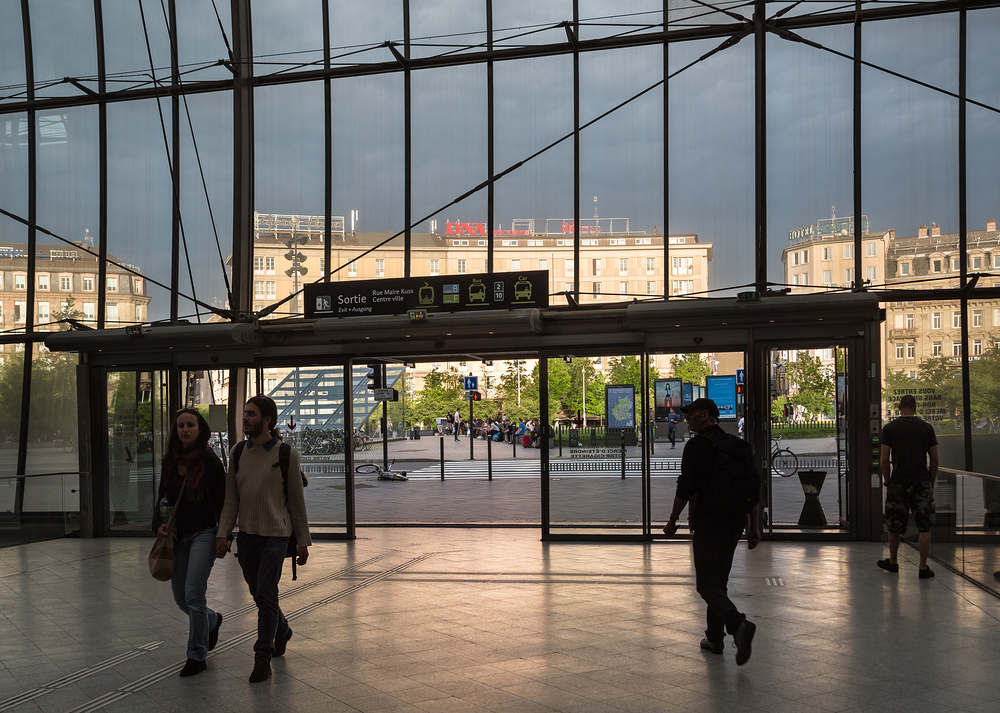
171, 527, 220, 662
236, 532, 291, 662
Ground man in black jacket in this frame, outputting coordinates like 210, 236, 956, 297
664, 398, 761, 665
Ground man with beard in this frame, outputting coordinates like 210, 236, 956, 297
216, 395, 311, 683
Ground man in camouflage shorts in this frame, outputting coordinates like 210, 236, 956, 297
878, 394, 939, 579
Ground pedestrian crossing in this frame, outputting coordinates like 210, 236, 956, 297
406, 458, 683, 480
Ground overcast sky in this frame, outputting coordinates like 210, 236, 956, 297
0, 1, 998, 322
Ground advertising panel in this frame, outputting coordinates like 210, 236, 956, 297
654, 378, 683, 421
706, 375, 737, 420
605, 385, 636, 430
682, 382, 693, 406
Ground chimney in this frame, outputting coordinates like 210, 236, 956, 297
918, 225, 929, 237
931, 222, 941, 236
988, 218, 997, 232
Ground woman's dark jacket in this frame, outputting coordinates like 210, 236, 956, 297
151, 449, 226, 537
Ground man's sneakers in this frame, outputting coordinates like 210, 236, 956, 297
919, 566, 935, 579
179, 658, 207, 677
208, 612, 223, 651
249, 659, 271, 683
700, 638, 724, 655
734, 618, 756, 666
274, 628, 293, 657
876, 558, 899, 573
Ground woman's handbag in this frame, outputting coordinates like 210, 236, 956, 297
148, 472, 188, 581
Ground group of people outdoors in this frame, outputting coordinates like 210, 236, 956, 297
445, 410, 542, 447
154, 394, 310, 684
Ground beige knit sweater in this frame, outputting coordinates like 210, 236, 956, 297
217, 439, 312, 546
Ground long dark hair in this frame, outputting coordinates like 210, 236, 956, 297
247, 394, 281, 440
163, 408, 211, 462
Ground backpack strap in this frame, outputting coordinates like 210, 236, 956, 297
233, 440, 247, 471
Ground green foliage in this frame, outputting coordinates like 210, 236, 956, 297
606, 355, 658, 412
770, 395, 788, 422
670, 353, 711, 386
409, 366, 466, 428
785, 351, 835, 417
0, 350, 79, 441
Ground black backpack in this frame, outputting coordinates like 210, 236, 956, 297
233, 440, 308, 579
697, 430, 761, 516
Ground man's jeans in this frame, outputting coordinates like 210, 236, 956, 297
172, 527, 220, 662
692, 519, 746, 643
236, 532, 291, 662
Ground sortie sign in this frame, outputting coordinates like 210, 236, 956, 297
304, 270, 549, 318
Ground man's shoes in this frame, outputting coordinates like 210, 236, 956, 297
700, 638, 724, 655
273, 628, 293, 657
179, 659, 207, 677
734, 618, 756, 666
877, 558, 899, 573
249, 659, 271, 683
919, 567, 935, 579
208, 612, 223, 651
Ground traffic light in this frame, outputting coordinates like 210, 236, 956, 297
736, 383, 743, 395
366, 363, 384, 390
470, 390, 482, 401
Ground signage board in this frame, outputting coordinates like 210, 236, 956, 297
654, 378, 682, 422
736, 368, 745, 385
305, 270, 549, 318
372, 388, 396, 402
605, 385, 636, 430
706, 375, 737, 420
682, 382, 693, 406
463, 376, 478, 391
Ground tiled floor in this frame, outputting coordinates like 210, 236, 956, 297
1, 530, 999, 713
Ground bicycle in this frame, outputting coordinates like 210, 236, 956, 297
770, 435, 799, 477
353, 429, 374, 451
355, 460, 408, 481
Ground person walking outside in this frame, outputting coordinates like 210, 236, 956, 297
667, 407, 680, 449
152, 408, 226, 677
664, 398, 761, 665
878, 394, 939, 578
454, 407, 462, 441
216, 395, 311, 683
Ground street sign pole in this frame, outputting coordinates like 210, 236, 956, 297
469, 397, 475, 461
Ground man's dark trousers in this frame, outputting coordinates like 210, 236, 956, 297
692, 518, 745, 644
236, 532, 291, 662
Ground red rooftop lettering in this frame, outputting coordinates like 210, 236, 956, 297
445, 222, 487, 236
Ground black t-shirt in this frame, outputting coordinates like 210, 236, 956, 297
880, 416, 938, 485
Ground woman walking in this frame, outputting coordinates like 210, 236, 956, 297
152, 408, 226, 677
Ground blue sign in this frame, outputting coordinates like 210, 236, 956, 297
736, 368, 745, 385
463, 376, 478, 391
682, 382, 693, 406
706, 375, 737, 420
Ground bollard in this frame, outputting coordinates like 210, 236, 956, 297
621, 434, 626, 479
488, 437, 493, 481
440, 435, 445, 481
558, 425, 562, 458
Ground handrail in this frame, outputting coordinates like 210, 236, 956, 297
938, 467, 1000, 483
0, 471, 81, 480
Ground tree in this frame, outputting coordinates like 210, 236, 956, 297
671, 353, 711, 386
785, 351, 834, 417
409, 366, 465, 428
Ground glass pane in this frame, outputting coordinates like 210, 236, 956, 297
767, 346, 849, 531
103, 0, 172, 90
108, 371, 158, 531
0, 2, 25, 104
29, 1, 98, 98
969, 9, 1000, 291
410, 0, 486, 60
178, 92, 233, 321
549, 354, 644, 535
580, 45, 664, 300
107, 100, 173, 325
667, 0, 751, 27
669, 36, 754, 296
493, 1, 572, 49
579, 1, 663, 41
412, 65, 487, 278
252, 0, 324, 76
330, 0, 401, 66
864, 15, 959, 292
177, 2, 233, 81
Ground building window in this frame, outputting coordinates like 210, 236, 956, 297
254, 256, 265, 273
932, 312, 941, 329
973, 309, 983, 328
593, 282, 601, 300
106, 303, 119, 323
866, 266, 877, 282
932, 259, 942, 273
37, 274, 49, 290
348, 260, 357, 277
909, 370, 917, 379
672, 257, 693, 275
429, 259, 439, 276
14, 274, 26, 290
83, 275, 94, 291
565, 258, 574, 277
83, 302, 95, 321
319, 258, 325, 274
618, 258, 628, 276
896, 344, 904, 360
107, 276, 118, 292
972, 255, 983, 270
994, 254, 1000, 269
266, 281, 276, 298
38, 302, 49, 323
952, 257, 960, 271
894, 314, 904, 329
133, 277, 143, 293
932, 342, 942, 356
995, 309, 1000, 327
906, 314, 914, 328
511, 259, 521, 272
973, 339, 983, 356
843, 245, 853, 259
844, 268, 854, 283
592, 258, 602, 276
254, 281, 266, 298
376, 258, 386, 277
456, 259, 465, 275
266, 256, 275, 273
899, 263, 910, 276
538, 259, 547, 271
14, 301, 26, 323
953, 311, 961, 329
821, 247, 832, 261
792, 252, 799, 266
60, 275, 71, 291
619, 281, 628, 296
906, 343, 915, 359
646, 257, 655, 274
135, 305, 143, 323
801, 250, 809, 264
822, 270, 832, 284
866, 242, 877, 257
673, 280, 694, 296
953, 342, 962, 357
646, 281, 657, 295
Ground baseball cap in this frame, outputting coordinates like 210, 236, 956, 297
679, 398, 720, 420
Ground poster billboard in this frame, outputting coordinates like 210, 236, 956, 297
605, 385, 636, 430
654, 378, 682, 421
682, 382, 693, 406
706, 375, 737, 420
